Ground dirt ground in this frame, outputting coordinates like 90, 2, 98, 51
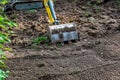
5, 0, 120, 80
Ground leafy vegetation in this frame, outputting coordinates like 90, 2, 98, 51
32, 36, 48, 45
0, 0, 8, 5
117, 0, 120, 5
0, 0, 17, 79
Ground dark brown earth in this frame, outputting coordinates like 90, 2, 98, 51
5, 0, 120, 80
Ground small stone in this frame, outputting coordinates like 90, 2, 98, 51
84, 39, 87, 42
101, 52, 103, 54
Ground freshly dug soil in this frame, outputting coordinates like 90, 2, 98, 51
5, 0, 120, 80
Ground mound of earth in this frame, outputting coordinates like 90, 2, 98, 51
5, 0, 120, 80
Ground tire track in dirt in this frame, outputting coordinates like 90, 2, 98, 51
93, 33, 120, 61
41, 61, 120, 80
38, 61, 120, 80
6, 50, 115, 80
6, 31, 120, 80
6, 33, 120, 80
10, 49, 95, 60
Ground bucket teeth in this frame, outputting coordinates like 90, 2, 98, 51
47, 23, 79, 44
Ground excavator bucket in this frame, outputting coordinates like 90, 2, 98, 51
47, 23, 79, 43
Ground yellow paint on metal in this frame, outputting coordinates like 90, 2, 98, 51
44, 0, 55, 23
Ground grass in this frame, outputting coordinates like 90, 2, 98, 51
32, 36, 48, 45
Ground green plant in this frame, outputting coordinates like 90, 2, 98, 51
83, 11, 92, 17
0, 0, 8, 5
86, 0, 102, 6
0, 1, 17, 79
116, 0, 120, 5
32, 36, 48, 45
26, 10, 36, 14
0, 50, 10, 80
86, 0, 101, 13
93, 5, 101, 13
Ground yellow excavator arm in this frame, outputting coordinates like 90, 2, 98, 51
44, 0, 55, 23
44, 0, 59, 24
